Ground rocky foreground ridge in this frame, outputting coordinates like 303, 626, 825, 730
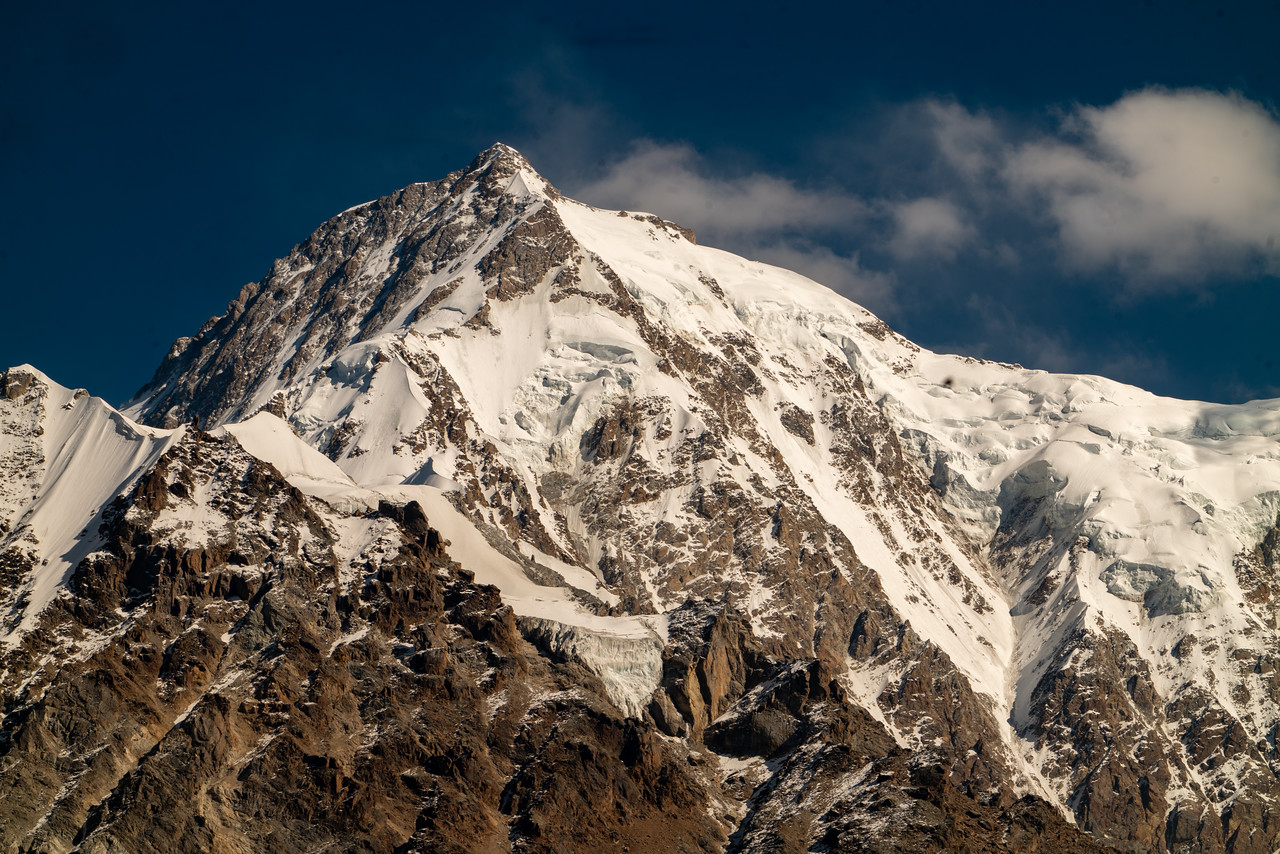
1, 145, 1276, 852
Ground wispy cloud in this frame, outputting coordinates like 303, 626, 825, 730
574, 141, 866, 238
887, 197, 975, 261
927, 100, 1004, 181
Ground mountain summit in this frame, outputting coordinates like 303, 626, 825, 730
1, 146, 1276, 853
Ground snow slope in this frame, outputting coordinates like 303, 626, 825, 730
0, 366, 180, 644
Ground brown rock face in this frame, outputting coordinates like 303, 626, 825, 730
0, 431, 726, 853
2, 367, 36, 400
0, 423, 1114, 853
1029, 626, 1173, 851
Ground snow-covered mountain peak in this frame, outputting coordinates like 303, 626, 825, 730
121, 145, 711, 430
432, 141, 558, 207
58, 149, 1280, 851
472, 140, 538, 174
473, 140, 549, 187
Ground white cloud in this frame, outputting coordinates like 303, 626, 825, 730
1007, 88, 1280, 281
887, 197, 975, 260
572, 141, 867, 240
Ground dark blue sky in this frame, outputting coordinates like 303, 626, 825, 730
3, 1, 1278, 405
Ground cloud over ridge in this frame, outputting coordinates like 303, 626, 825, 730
570, 87, 1280, 295
573, 141, 893, 310
558, 87, 1279, 400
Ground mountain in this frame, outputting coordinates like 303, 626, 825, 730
1, 144, 1276, 853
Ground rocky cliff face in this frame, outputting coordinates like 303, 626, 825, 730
2, 145, 1277, 852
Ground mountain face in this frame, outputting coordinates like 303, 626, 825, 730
1, 144, 1276, 853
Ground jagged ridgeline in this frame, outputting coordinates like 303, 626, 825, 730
1, 145, 1276, 853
